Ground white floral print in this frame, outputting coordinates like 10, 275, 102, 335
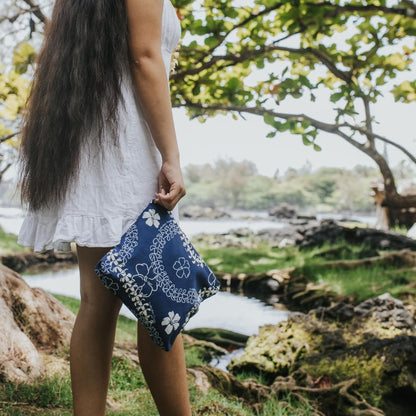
173, 257, 190, 279
133, 262, 158, 297
143, 209, 160, 228
161, 311, 180, 334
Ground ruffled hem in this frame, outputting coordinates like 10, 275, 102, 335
17, 213, 138, 253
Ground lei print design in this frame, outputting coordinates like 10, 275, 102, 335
100, 275, 119, 295
179, 231, 205, 268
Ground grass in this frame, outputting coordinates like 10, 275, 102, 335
198, 240, 416, 303
0, 227, 27, 253
303, 263, 415, 302
198, 243, 301, 274
0, 293, 320, 415
2, 232, 413, 414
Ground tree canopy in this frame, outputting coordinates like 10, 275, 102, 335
1, 0, 415, 212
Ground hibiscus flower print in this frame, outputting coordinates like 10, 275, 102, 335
161, 311, 181, 334
173, 257, 190, 279
142, 208, 160, 228
133, 263, 158, 297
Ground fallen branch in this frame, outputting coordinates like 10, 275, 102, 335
316, 249, 416, 270
339, 379, 385, 415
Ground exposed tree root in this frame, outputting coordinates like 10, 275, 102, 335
190, 365, 386, 415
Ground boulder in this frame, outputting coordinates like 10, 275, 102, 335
180, 205, 231, 220
296, 220, 416, 250
0, 264, 75, 383
269, 203, 297, 219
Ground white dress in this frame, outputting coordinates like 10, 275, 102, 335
18, 0, 181, 253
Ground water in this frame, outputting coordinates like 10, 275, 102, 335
7, 205, 374, 371
0, 206, 376, 239
23, 267, 290, 335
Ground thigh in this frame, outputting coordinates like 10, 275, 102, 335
76, 245, 122, 311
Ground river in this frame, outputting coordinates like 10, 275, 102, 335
23, 266, 291, 371
3, 205, 375, 370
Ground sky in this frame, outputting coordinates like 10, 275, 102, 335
174, 94, 416, 178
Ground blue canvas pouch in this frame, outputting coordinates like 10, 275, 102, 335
94, 201, 220, 351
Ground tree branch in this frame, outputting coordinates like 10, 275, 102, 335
172, 43, 351, 84
21, 0, 47, 24
307, 1, 416, 19
0, 6, 41, 24
341, 123, 416, 164
192, 2, 287, 66
402, 0, 416, 13
178, 100, 359, 144
361, 95, 375, 148
0, 132, 19, 143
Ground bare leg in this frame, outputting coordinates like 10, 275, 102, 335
137, 323, 192, 416
70, 245, 122, 416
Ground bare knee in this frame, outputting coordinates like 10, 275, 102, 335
76, 244, 122, 318
79, 287, 122, 315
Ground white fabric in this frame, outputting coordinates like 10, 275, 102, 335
18, 0, 181, 253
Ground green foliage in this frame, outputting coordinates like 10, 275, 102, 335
0, 375, 72, 409
172, 0, 416, 124
198, 244, 301, 274
1, 1, 415, 208
302, 354, 385, 407
303, 260, 415, 302
52, 294, 80, 314
183, 159, 380, 212
110, 357, 146, 392
0, 226, 27, 253
169, 0, 416, 204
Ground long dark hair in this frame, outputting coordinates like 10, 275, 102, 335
19, 0, 129, 210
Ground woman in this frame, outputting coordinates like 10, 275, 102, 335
17, 0, 190, 415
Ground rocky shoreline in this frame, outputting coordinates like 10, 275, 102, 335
186, 219, 416, 415
0, 249, 77, 274
1, 216, 416, 415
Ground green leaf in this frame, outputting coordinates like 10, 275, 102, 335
330, 91, 344, 103
313, 143, 322, 152
302, 136, 313, 146
263, 113, 275, 126
204, 36, 218, 48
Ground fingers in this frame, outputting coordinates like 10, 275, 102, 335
154, 183, 186, 211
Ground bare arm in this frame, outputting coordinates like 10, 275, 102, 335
125, 0, 185, 210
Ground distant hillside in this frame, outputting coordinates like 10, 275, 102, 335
183, 159, 416, 214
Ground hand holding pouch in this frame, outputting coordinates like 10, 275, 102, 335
94, 201, 220, 351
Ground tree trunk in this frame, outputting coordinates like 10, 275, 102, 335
0, 264, 75, 383
366, 149, 416, 229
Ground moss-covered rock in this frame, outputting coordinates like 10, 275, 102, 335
228, 312, 340, 377
299, 335, 416, 413
229, 293, 416, 415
